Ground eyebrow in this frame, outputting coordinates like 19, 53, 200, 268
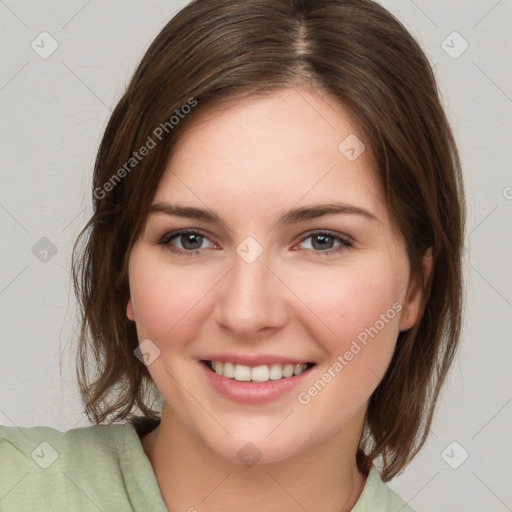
148, 202, 378, 224
278, 203, 378, 224
149, 202, 220, 223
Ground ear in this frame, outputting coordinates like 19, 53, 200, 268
399, 247, 433, 331
127, 298, 135, 321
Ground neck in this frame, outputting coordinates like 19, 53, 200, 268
141, 405, 367, 512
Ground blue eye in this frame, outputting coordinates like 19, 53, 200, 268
159, 230, 215, 255
297, 232, 352, 254
158, 229, 352, 257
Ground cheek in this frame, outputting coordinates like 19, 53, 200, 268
290, 253, 409, 420
292, 262, 404, 337
128, 251, 216, 342
290, 260, 405, 388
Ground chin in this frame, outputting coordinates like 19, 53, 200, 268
208, 434, 303, 467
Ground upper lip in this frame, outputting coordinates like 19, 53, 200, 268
201, 353, 314, 366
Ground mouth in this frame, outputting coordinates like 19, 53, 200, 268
202, 360, 316, 383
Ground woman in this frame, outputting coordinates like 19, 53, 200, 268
0, 0, 465, 510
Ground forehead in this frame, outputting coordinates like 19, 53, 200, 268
154, 88, 384, 219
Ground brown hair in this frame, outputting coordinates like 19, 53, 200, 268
72, 0, 465, 481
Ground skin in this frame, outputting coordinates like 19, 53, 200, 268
126, 87, 430, 512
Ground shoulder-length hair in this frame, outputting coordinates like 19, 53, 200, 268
72, 0, 465, 481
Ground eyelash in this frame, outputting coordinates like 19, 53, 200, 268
295, 230, 353, 255
157, 229, 353, 257
158, 229, 216, 258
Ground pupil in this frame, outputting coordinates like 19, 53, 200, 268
182, 234, 203, 250
312, 234, 333, 250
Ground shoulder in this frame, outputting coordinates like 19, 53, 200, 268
0, 423, 133, 470
352, 467, 415, 512
1, 421, 132, 448
0, 423, 166, 512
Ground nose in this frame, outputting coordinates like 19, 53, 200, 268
214, 252, 288, 339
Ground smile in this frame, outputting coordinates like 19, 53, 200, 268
206, 360, 315, 382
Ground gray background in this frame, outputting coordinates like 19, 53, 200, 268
1, 1, 511, 511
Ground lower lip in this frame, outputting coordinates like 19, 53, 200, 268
201, 362, 313, 404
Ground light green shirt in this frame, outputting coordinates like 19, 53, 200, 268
0, 424, 414, 511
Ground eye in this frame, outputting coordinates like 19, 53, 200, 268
296, 231, 352, 254
159, 229, 216, 255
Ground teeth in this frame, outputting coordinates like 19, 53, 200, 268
269, 363, 283, 380
208, 361, 310, 382
223, 362, 235, 378
251, 365, 270, 382
234, 364, 251, 381
294, 364, 307, 375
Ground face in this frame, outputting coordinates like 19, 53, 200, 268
127, 87, 425, 465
